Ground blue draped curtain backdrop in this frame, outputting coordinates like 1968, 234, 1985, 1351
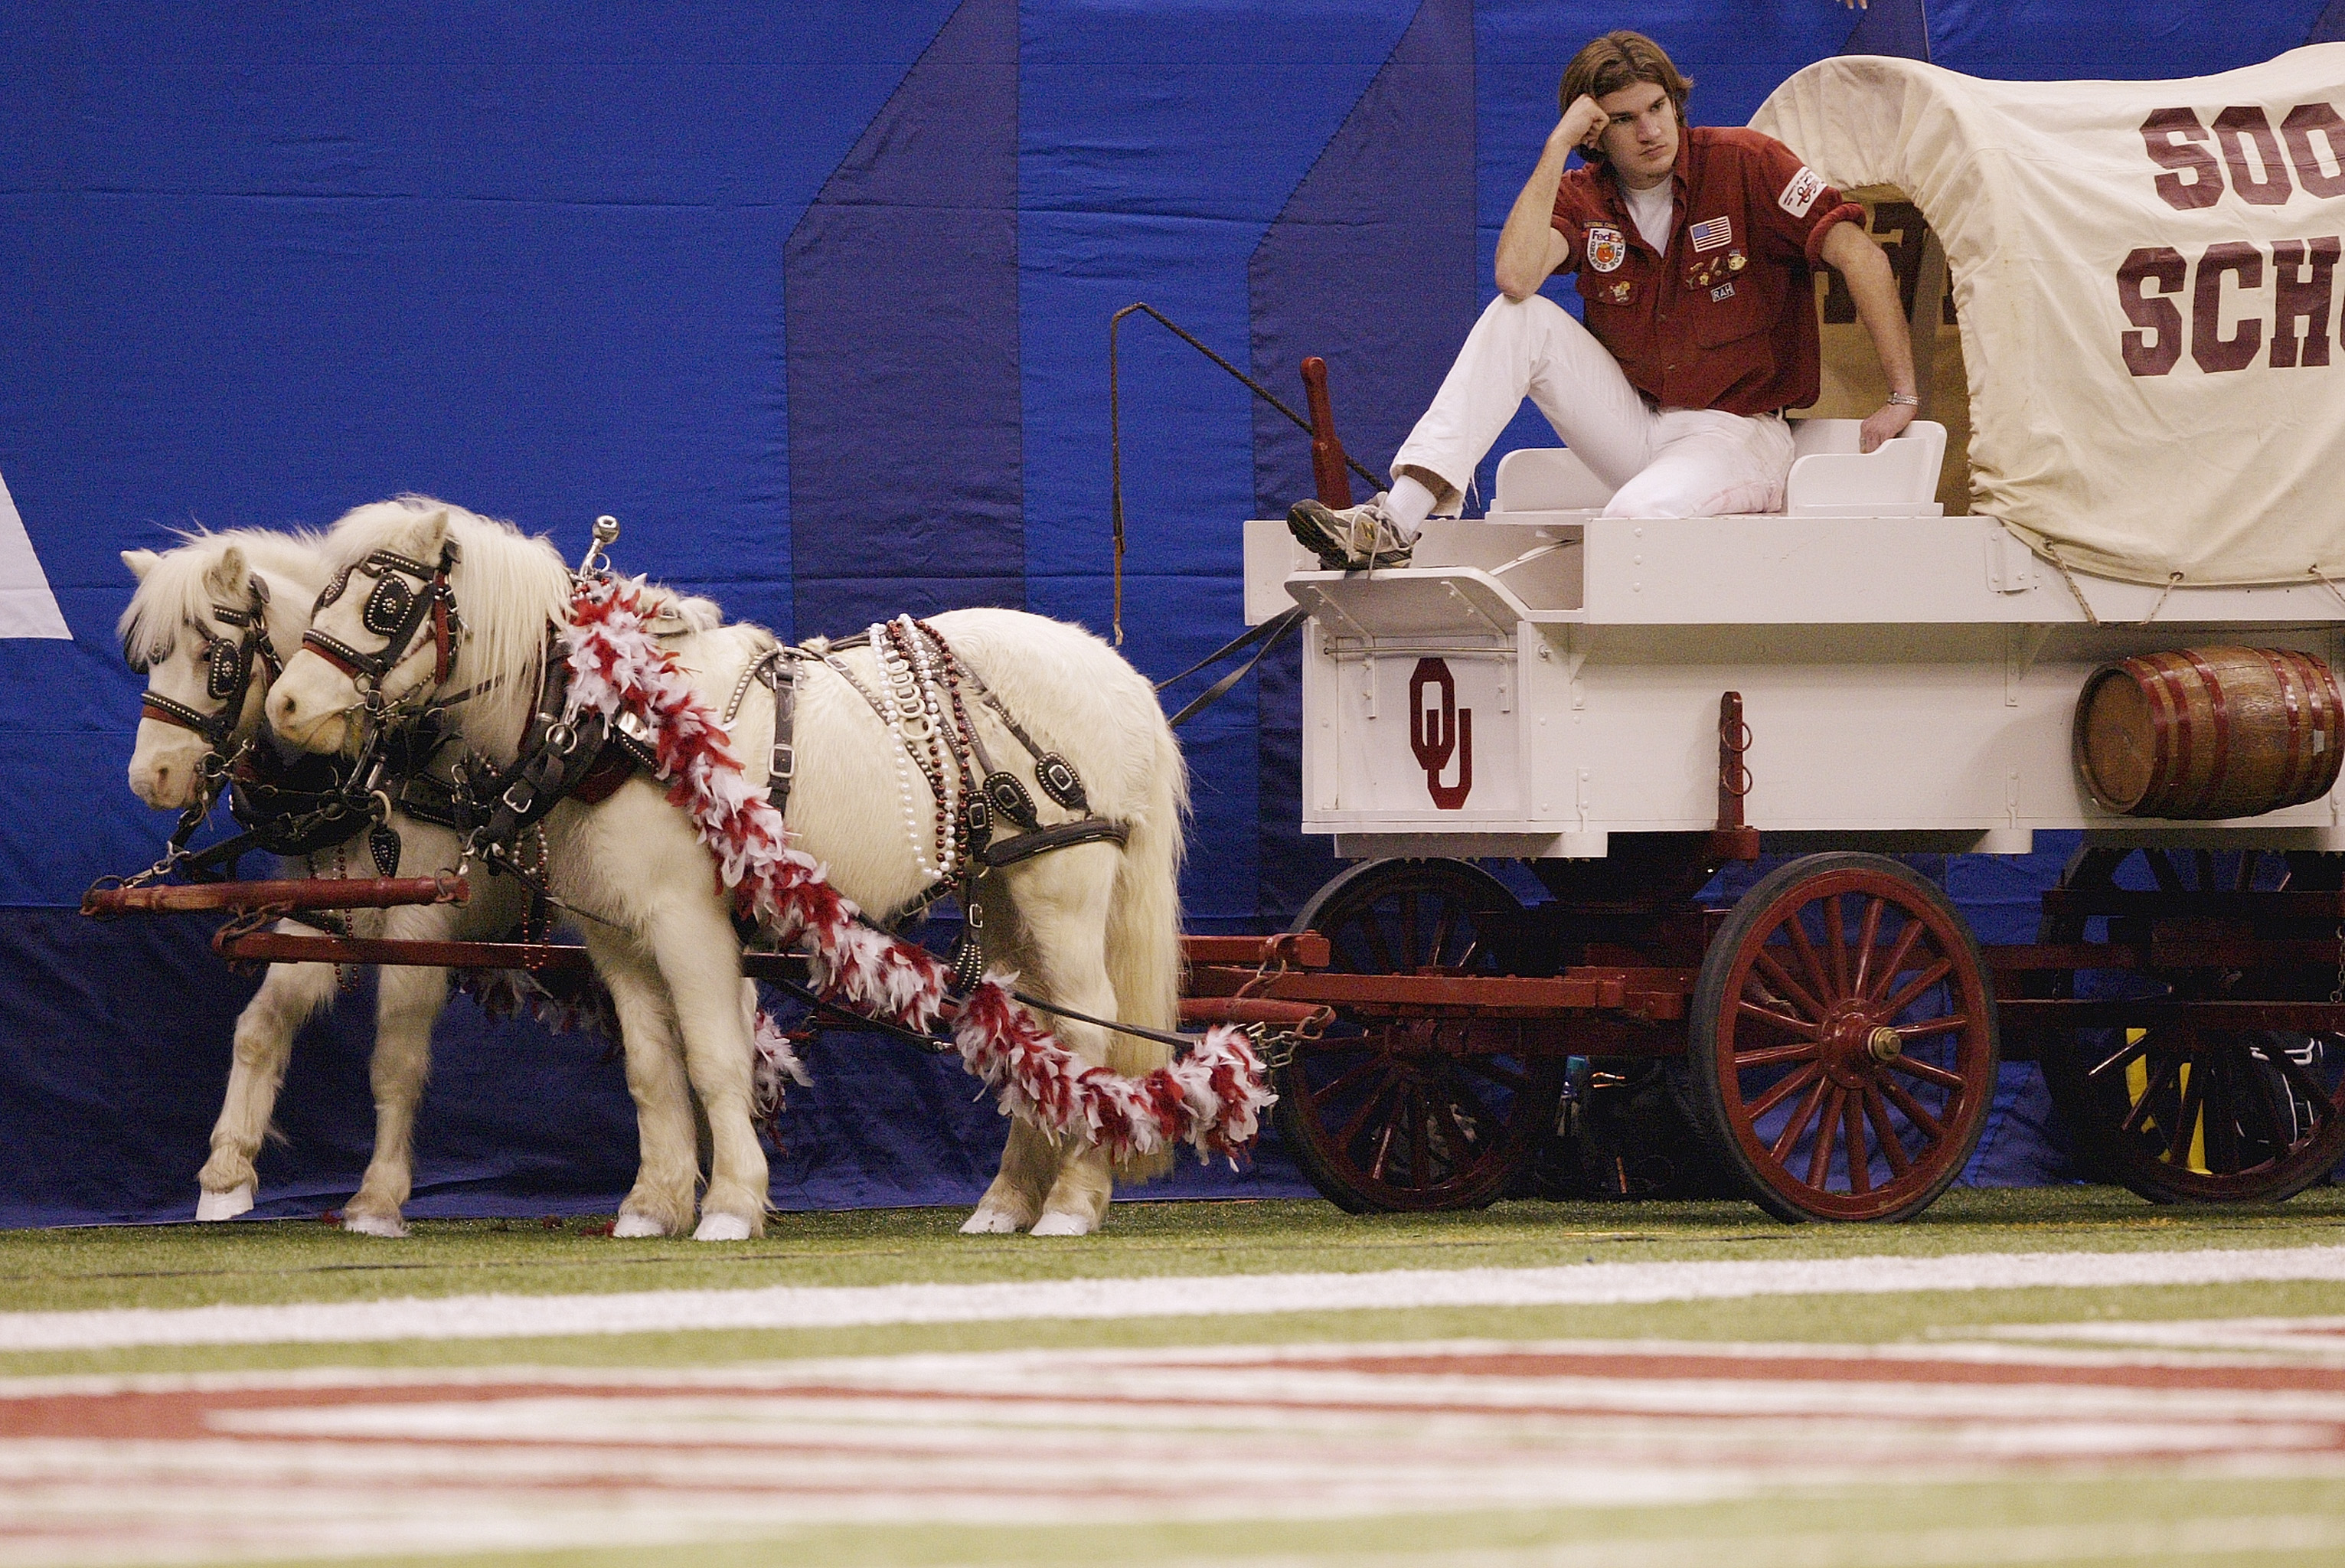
1, 0, 2332, 1222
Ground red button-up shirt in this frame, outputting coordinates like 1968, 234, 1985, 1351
1550, 126, 1862, 416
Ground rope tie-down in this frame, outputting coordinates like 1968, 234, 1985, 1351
559, 575, 1275, 1163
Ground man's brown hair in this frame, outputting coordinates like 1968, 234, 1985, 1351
1560, 31, 1692, 164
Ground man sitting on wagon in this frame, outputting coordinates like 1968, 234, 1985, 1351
1288, 30, 1922, 570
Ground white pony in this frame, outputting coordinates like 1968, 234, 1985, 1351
267, 498, 1188, 1238
119, 530, 523, 1236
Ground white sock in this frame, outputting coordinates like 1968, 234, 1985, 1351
1383, 475, 1437, 539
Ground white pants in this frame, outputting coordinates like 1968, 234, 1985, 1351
1390, 293, 1795, 523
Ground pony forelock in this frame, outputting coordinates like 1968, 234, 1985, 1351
317, 495, 572, 758
117, 527, 328, 669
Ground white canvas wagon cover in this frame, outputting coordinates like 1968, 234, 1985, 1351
1752, 45, 2345, 589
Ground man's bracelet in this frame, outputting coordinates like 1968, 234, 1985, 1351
1885, 392, 1920, 407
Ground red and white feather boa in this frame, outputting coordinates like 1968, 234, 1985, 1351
560, 577, 1272, 1161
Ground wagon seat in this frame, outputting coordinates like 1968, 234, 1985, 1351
1487, 418, 1949, 521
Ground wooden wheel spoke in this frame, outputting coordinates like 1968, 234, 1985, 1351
1824, 896, 1852, 1000
1880, 956, 1954, 1022
1399, 892, 1422, 969
1426, 1071, 1479, 1163
1785, 914, 1837, 1006
1367, 1094, 1404, 1182
1735, 998, 1819, 1039
1886, 1054, 1965, 1091
1747, 1060, 1823, 1122
1879, 1076, 1945, 1142
2165, 1056, 2209, 1166
1805, 1087, 1846, 1188
1358, 915, 1397, 978
2268, 1047, 2343, 1120
2244, 1044, 2301, 1155
1752, 949, 1828, 1024
1305, 1052, 1386, 1107
1850, 897, 1886, 1001
1863, 1086, 1912, 1177
2121, 1055, 2182, 1138
1892, 1014, 1968, 1041
1769, 1073, 1834, 1165
1427, 902, 1461, 969
1864, 920, 1926, 1004
1844, 1092, 1872, 1194
2085, 1033, 2151, 1081
1334, 1069, 1403, 1151
1735, 1039, 1820, 1070
2146, 851, 2186, 893
1442, 1065, 1499, 1131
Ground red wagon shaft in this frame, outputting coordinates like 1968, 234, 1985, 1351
83, 875, 467, 918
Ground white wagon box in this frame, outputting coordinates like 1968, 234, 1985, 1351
1210, 47, 2345, 1225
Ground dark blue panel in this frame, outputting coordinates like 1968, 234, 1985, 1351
787, 0, 1023, 639
1843, 0, 1932, 61
1248, 0, 1478, 920
1019, 1, 1413, 928
2317, 1, 2345, 44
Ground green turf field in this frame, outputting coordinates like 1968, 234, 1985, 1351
5, 1187, 2343, 1566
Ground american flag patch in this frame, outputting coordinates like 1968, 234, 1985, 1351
1689, 216, 1731, 253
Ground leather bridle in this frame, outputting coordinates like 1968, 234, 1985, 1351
301, 543, 462, 698
132, 577, 281, 752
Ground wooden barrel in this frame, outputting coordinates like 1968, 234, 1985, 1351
2074, 647, 2344, 819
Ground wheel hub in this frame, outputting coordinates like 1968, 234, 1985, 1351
1820, 1002, 1893, 1087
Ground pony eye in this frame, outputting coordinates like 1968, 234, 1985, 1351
362, 573, 413, 637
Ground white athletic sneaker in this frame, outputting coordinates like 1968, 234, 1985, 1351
1287, 494, 1414, 571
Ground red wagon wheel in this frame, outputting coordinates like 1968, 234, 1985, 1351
2038, 848, 2345, 1204
1687, 853, 1998, 1223
1273, 858, 1566, 1213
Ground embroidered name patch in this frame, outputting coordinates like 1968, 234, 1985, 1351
1778, 166, 1825, 217
1689, 216, 1731, 253
1585, 225, 1628, 273
1710, 282, 1736, 302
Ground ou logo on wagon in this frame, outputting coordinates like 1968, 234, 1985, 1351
1409, 658, 1473, 809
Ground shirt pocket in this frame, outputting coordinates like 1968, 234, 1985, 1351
1689, 270, 1767, 348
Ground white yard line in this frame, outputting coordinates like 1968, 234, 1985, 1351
5, 1245, 2344, 1352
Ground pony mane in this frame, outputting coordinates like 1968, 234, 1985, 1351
318, 495, 573, 760
117, 527, 328, 668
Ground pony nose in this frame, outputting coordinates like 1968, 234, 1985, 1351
131, 754, 178, 808
267, 685, 299, 733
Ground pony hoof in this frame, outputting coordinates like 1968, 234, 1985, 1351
959, 1207, 1024, 1235
341, 1210, 408, 1239
1029, 1211, 1096, 1237
693, 1213, 753, 1243
195, 1184, 255, 1223
611, 1213, 668, 1239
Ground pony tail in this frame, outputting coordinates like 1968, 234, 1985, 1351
1103, 707, 1187, 1185
1102, 704, 1188, 1061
